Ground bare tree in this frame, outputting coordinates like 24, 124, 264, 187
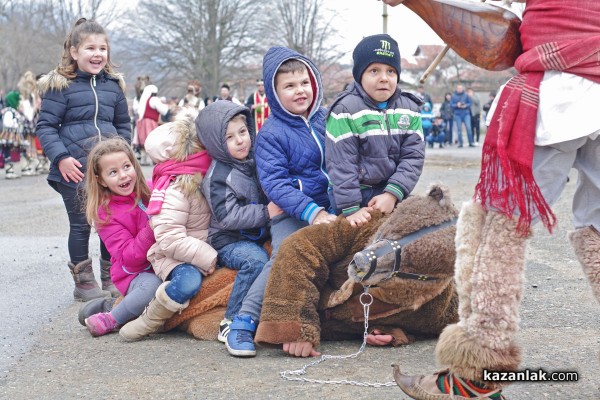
439, 49, 471, 86
0, 1, 59, 90
0, 0, 11, 17
262, 0, 345, 101
120, 0, 265, 98
0, 0, 121, 91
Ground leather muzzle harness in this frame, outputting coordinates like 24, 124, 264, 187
350, 217, 457, 284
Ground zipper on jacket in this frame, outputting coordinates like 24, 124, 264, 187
304, 116, 331, 183
382, 111, 392, 137
382, 110, 393, 152
90, 75, 101, 141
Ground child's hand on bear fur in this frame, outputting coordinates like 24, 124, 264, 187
368, 192, 397, 214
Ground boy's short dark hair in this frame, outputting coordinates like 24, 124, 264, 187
275, 59, 307, 87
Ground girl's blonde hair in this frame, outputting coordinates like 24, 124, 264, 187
57, 17, 118, 79
166, 109, 205, 200
85, 137, 150, 226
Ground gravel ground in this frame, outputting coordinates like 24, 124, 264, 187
0, 144, 598, 400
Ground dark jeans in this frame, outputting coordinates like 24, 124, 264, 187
217, 241, 268, 319
471, 113, 481, 142
443, 118, 453, 143
54, 182, 110, 263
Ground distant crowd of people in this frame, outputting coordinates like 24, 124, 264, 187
415, 83, 494, 150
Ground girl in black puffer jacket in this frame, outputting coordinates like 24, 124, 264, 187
36, 18, 131, 302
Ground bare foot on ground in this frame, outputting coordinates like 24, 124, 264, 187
282, 341, 321, 357
366, 329, 394, 346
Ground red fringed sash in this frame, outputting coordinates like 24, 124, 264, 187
474, 3, 600, 235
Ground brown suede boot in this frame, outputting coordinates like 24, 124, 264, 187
100, 258, 120, 298
119, 281, 188, 341
393, 365, 506, 400
68, 259, 111, 302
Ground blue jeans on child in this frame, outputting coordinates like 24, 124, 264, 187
217, 241, 268, 319
165, 263, 203, 304
237, 214, 308, 321
328, 183, 385, 215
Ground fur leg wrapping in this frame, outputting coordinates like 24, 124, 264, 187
454, 201, 487, 322
569, 226, 600, 304
436, 211, 527, 384
119, 281, 189, 341
100, 258, 120, 298
569, 227, 600, 362
68, 259, 110, 302
465, 210, 528, 350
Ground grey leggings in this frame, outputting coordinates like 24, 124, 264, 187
111, 272, 162, 325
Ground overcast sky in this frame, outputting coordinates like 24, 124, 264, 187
328, 0, 443, 63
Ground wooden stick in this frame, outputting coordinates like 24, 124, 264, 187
402, 0, 521, 71
419, 44, 450, 84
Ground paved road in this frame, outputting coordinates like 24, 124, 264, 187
0, 146, 598, 399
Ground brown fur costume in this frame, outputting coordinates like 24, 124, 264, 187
255, 184, 459, 349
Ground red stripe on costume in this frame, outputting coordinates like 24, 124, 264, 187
454, 380, 469, 397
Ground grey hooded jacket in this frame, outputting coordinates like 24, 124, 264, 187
196, 101, 270, 250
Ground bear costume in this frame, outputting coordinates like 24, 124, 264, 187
165, 184, 459, 346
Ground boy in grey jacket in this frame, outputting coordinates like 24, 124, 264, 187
326, 34, 425, 228
196, 101, 270, 344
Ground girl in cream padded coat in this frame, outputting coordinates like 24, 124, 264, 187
119, 109, 217, 341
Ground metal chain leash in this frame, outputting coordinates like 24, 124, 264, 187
279, 287, 396, 387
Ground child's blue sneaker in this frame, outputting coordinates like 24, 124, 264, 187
226, 314, 257, 357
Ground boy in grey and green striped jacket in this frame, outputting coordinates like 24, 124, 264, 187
325, 34, 425, 228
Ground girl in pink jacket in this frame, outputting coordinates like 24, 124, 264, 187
82, 138, 162, 337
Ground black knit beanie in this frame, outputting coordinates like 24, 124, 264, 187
352, 34, 401, 83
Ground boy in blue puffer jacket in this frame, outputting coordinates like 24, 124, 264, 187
225, 46, 337, 357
